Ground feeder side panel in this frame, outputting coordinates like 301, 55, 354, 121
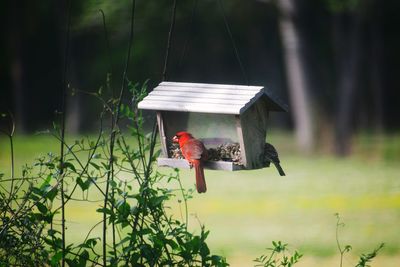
239, 100, 268, 169
156, 112, 168, 157
235, 115, 248, 167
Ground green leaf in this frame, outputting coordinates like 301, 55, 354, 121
200, 243, 210, 257
79, 250, 89, 267
46, 187, 58, 201
63, 162, 77, 172
96, 207, 113, 215
51, 251, 63, 266
165, 239, 179, 251
36, 202, 48, 214
65, 258, 78, 266
89, 162, 101, 170
47, 229, 59, 236
116, 236, 130, 247
77, 177, 86, 191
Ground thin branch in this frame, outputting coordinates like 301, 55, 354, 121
59, 0, 72, 265
103, 0, 136, 265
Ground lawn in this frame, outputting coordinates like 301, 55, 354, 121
1, 132, 399, 266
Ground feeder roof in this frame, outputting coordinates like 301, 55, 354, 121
138, 81, 287, 115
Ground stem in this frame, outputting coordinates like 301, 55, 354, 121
335, 214, 344, 267
6, 119, 15, 209
99, 10, 117, 255
103, 1, 136, 265
176, 174, 188, 229
59, 0, 72, 265
7, 136, 15, 206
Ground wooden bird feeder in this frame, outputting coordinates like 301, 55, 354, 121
138, 81, 287, 171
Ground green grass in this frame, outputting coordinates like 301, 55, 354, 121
1, 132, 400, 266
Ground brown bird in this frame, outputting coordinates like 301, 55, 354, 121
264, 143, 285, 176
173, 131, 208, 193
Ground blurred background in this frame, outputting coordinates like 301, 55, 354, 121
0, 0, 399, 266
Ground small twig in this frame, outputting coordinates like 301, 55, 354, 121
176, 173, 188, 229
74, 219, 105, 260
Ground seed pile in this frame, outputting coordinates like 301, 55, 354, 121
169, 142, 243, 165
169, 143, 184, 159
208, 143, 242, 165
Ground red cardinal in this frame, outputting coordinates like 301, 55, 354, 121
173, 131, 208, 193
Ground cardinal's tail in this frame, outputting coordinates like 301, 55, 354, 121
193, 160, 207, 193
273, 162, 286, 176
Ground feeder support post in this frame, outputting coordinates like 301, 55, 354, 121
156, 111, 168, 157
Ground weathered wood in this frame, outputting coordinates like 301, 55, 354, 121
235, 115, 248, 167
157, 157, 244, 171
156, 86, 261, 95
160, 81, 263, 91
138, 81, 287, 115
149, 90, 258, 99
156, 112, 168, 157
139, 101, 243, 115
146, 95, 249, 105
237, 99, 269, 169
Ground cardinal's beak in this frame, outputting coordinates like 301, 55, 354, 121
172, 135, 178, 143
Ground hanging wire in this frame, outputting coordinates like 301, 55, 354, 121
164, 0, 249, 85
162, 0, 178, 81
178, 0, 198, 70
217, 0, 249, 85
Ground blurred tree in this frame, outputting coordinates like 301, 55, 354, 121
277, 0, 314, 153
331, 2, 363, 156
367, 0, 384, 131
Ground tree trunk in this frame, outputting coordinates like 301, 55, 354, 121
369, 1, 384, 132
333, 13, 362, 156
277, 0, 314, 153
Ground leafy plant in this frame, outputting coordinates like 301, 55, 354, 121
335, 213, 353, 267
355, 243, 384, 267
254, 241, 302, 267
335, 213, 384, 267
0, 80, 229, 266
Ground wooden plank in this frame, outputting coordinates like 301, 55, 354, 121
156, 86, 261, 95
149, 90, 258, 100
157, 157, 244, 171
144, 95, 249, 105
138, 101, 242, 114
156, 112, 168, 157
160, 81, 263, 91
